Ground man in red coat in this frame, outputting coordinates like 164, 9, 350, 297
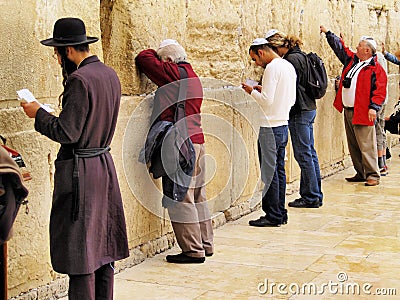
21, 18, 129, 299
136, 39, 214, 263
320, 25, 387, 186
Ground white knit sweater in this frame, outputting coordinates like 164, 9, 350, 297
251, 57, 297, 127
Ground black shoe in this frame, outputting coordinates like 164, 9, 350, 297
345, 175, 365, 182
386, 147, 391, 160
281, 215, 288, 225
288, 198, 319, 208
249, 217, 281, 227
205, 252, 213, 257
166, 253, 205, 264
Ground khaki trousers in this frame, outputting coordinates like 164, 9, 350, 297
167, 143, 214, 258
343, 109, 380, 180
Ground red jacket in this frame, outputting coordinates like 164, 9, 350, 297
333, 40, 387, 126
135, 49, 205, 144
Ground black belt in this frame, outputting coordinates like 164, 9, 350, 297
343, 106, 354, 110
72, 146, 110, 221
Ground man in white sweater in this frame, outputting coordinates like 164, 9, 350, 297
242, 38, 296, 226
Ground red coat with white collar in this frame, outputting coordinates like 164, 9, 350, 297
326, 32, 387, 126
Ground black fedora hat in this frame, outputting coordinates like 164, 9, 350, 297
40, 17, 98, 47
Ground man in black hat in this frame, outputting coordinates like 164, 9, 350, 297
21, 17, 129, 299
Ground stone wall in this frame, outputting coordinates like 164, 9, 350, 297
1, 0, 400, 298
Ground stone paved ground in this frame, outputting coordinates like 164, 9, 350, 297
113, 145, 400, 299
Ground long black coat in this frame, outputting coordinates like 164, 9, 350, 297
35, 56, 129, 275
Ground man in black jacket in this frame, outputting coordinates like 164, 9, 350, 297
385, 100, 400, 134
265, 29, 323, 209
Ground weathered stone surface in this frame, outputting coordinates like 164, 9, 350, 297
224, 202, 251, 221
211, 212, 227, 229
9, 290, 37, 300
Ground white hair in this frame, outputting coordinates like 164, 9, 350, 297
157, 44, 187, 63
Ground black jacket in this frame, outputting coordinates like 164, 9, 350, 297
283, 46, 317, 117
389, 100, 400, 123
140, 120, 195, 207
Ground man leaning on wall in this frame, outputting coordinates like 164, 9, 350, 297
135, 39, 214, 264
320, 25, 387, 186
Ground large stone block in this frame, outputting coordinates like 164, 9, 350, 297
100, 0, 187, 95
201, 78, 262, 211
118, 95, 171, 247
7, 132, 57, 295
0, 1, 102, 102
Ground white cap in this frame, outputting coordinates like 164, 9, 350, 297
265, 29, 278, 39
251, 38, 269, 46
360, 36, 377, 51
158, 39, 180, 49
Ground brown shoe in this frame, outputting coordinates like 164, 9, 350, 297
345, 175, 365, 182
365, 179, 379, 186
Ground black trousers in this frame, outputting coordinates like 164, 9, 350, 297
385, 119, 399, 135
68, 263, 114, 300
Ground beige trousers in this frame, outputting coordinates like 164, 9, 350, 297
167, 143, 214, 258
343, 109, 380, 181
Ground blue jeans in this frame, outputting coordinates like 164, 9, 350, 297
289, 110, 323, 204
258, 126, 288, 224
